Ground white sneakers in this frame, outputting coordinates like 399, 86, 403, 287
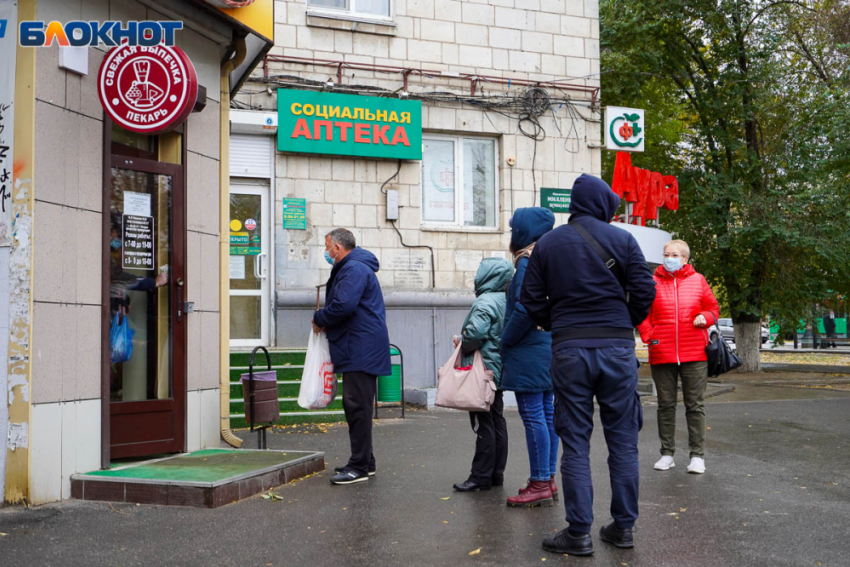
687, 457, 706, 474
654, 455, 707, 473
654, 456, 675, 471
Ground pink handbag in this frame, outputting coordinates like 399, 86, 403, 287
435, 344, 497, 412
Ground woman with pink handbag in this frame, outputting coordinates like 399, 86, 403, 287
449, 257, 514, 493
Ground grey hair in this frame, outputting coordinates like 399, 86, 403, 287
327, 228, 356, 250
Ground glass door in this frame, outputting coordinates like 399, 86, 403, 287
108, 155, 185, 459
229, 183, 271, 346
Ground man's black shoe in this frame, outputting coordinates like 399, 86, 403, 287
542, 528, 594, 556
453, 479, 491, 492
330, 468, 369, 485
334, 466, 376, 476
599, 522, 634, 548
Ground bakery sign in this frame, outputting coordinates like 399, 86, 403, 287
97, 43, 198, 134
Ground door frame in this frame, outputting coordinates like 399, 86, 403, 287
229, 180, 272, 348
101, 118, 188, 468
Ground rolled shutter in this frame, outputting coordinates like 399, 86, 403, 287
230, 134, 272, 178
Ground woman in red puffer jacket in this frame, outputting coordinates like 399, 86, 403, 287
638, 240, 719, 476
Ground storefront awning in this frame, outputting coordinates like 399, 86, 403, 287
187, 0, 274, 95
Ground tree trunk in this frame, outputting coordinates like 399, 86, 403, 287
734, 321, 762, 373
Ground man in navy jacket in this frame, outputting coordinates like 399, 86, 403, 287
521, 174, 656, 556
313, 228, 391, 485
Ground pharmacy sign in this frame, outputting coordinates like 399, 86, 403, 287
605, 106, 644, 153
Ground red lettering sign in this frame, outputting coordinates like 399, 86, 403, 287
291, 118, 312, 139
390, 126, 410, 147
611, 152, 678, 226
98, 44, 198, 134
354, 123, 371, 144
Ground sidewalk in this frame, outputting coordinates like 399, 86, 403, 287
2, 387, 850, 567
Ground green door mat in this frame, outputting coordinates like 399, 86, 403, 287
82, 449, 310, 484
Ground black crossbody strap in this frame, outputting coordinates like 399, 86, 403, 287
569, 218, 627, 292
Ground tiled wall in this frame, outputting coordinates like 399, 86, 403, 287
237, 0, 602, 299
27, 0, 225, 503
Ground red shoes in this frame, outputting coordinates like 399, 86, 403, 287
507, 480, 554, 507
550, 476, 559, 501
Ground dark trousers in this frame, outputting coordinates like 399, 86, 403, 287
551, 345, 642, 533
342, 372, 377, 475
467, 390, 508, 486
651, 361, 708, 458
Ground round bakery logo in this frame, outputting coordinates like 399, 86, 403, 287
98, 43, 198, 134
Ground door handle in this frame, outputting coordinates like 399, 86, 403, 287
255, 253, 268, 280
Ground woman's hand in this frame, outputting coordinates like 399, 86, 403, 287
693, 314, 707, 327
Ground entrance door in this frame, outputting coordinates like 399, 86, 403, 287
108, 155, 185, 459
229, 183, 271, 346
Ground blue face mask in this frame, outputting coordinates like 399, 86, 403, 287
324, 249, 335, 265
110, 238, 122, 250
663, 257, 682, 273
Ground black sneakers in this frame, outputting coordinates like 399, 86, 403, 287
599, 522, 634, 548
542, 529, 594, 556
452, 479, 492, 492
334, 466, 376, 477
329, 468, 369, 485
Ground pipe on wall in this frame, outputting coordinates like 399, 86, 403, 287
219, 37, 247, 449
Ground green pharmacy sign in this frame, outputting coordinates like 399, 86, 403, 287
277, 89, 423, 160
604, 106, 645, 153
541, 188, 572, 213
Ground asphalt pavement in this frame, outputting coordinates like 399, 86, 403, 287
1, 386, 849, 567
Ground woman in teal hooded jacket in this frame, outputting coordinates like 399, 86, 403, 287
452, 257, 514, 493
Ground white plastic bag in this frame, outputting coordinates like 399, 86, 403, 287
298, 331, 338, 409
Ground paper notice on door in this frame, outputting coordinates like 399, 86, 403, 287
229, 255, 245, 279
124, 191, 151, 217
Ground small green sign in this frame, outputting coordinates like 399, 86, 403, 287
282, 198, 307, 230
277, 89, 423, 160
230, 232, 249, 245
541, 188, 572, 213
230, 246, 261, 256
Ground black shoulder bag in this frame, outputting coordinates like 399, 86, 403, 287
569, 218, 627, 296
704, 327, 743, 377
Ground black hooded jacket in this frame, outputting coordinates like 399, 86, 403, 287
519, 174, 657, 346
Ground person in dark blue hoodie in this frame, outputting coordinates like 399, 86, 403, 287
500, 207, 559, 508
521, 174, 656, 556
313, 228, 391, 485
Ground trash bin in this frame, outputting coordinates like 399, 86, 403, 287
377, 346, 402, 403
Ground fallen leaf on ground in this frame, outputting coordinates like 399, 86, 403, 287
679, 508, 688, 512
442, 521, 449, 524
440, 497, 451, 500
667, 512, 679, 516
0, 533, 8, 536
469, 548, 481, 556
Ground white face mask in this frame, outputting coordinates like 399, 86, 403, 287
663, 257, 682, 273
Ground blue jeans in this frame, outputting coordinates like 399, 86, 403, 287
551, 345, 643, 534
515, 391, 559, 482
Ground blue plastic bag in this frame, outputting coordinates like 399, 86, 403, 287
110, 312, 135, 364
